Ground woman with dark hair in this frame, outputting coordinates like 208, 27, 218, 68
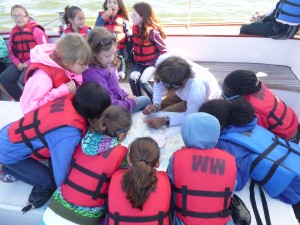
222, 69, 299, 142
199, 97, 300, 220
143, 54, 221, 129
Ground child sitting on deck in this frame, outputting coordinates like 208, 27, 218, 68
41, 105, 132, 225
83, 27, 151, 113
20, 33, 92, 114
106, 137, 171, 225
129, 2, 167, 100
0, 4, 48, 101
95, 0, 132, 80
62, 5, 91, 38
221, 69, 299, 143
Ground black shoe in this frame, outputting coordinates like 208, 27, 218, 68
293, 202, 300, 223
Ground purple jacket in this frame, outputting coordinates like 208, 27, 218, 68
83, 64, 136, 112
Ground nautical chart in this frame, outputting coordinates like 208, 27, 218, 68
121, 112, 184, 171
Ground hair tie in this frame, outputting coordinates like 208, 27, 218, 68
139, 159, 151, 167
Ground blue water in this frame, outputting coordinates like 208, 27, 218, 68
0, 0, 277, 31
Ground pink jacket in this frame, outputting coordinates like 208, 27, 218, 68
20, 44, 83, 114
8, 19, 48, 66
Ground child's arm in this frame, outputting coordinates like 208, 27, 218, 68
95, 13, 106, 26
123, 20, 132, 36
95, 10, 113, 26
20, 69, 69, 114
8, 31, 21, 66
0, 37, 8, 62
84, 70, 136, 112
150, 29, 168, 55
47, 126, 82, 187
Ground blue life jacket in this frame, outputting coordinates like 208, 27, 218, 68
275, 0, 300, 24
219, 125, 300, 198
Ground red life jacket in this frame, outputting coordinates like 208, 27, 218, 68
64, 25, 91, 38
132, 25, 157, 63
100, 12, 126, 50
173, 148, 236, 225
246, 83, 298, 139
8, 95, 86, 159
107, 169, 171, 225
61, 145, 127, 207
11, 22, 44, 62
24, 63, 70, 86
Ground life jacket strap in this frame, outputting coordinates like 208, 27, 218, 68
174, 185, 232, 218
250, 136, 297, 186
64, 159, 111, 200
15, 110, 49, 158
267, 97, 286, 130
250, 180, 271, 225
107, 210, 169, 225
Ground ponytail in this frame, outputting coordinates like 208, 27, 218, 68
94, 105, 131, 137
122, 161, 157, 210
122, 137, 160, 210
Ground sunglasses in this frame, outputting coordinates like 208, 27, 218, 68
97, 35, 117, 47
162, 81, 183, 90
219, 82, 240, 101
222, 92, 240, 101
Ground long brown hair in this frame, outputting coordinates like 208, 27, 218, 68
102, 0, 129, 21
122, 137, 160, 210
133, 2, 166, 43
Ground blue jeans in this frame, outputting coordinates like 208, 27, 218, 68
132, 96, 152, 113
129, 64, 154, 99
2, 158, 53, 190
0, 64, 27, 101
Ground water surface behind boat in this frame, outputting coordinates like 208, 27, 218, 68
0, 0, 277, 31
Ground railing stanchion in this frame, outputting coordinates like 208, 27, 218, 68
187, 0, 192, 31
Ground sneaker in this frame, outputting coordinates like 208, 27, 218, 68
0, 173, 17, 183
118, 71, 126, 80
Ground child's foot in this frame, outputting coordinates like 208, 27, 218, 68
118, 71, 126, 80
0, 171, 17, 183
289, 124, 300, 144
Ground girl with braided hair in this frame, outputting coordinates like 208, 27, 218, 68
222, 69, 299, 142
107, 137, 171, 225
